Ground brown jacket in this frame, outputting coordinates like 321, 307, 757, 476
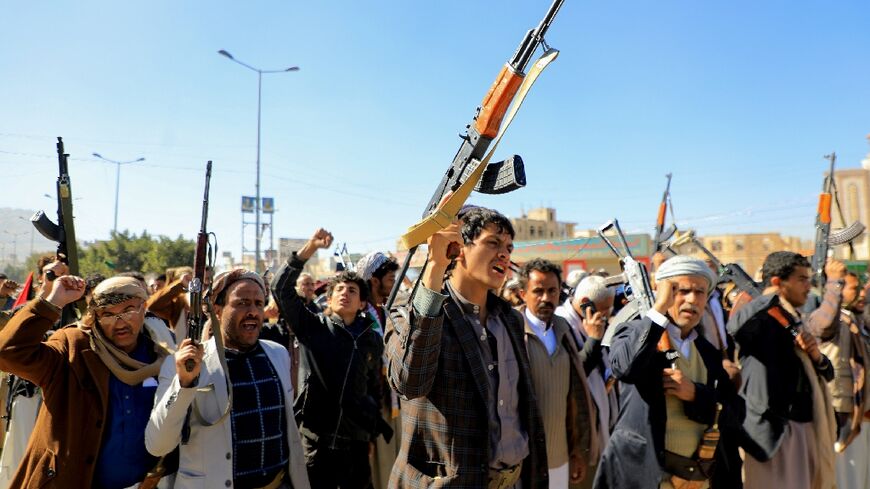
0, 299, 110, 488
146, 278, 188, 330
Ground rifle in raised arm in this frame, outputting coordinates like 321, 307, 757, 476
670, 230, 760, 299
184, 161, 212, 372
386, 0, 566, 310
31, 137, 83, 326
812, 153, 865, 288
653, 173, 675, 252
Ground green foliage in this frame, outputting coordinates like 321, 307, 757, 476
78, 231, 195, 277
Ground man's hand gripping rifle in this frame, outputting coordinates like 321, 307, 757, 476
31, 137, 83, 326
385, 0, 566, 310
812, 153, 865, 288
184, 161, 213, 372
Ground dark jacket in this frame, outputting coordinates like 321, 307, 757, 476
272, 254, 386, 445
385, 287, 548, 489
592, 315, 734, 489
726, 293, 834, 461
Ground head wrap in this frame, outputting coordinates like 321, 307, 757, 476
566, 269, 589, 290
91, 277, 148, 308
654, 255, 718, 293
354, 252, 390, 281
209, 268, 266, 303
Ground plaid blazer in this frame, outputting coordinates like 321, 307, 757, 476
385, 289, 548, 488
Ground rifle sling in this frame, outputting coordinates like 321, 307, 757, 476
400, 48, 560, 250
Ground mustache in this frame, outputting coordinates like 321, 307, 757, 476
679, 306, 699, 315
538, 302, 555, 310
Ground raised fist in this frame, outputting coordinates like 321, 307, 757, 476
45, 275, 85, 309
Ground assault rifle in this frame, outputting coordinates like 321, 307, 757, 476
597, 220, 661, 349
811, 153, 865, 288
670, 230, 760, 298
385, 0, 565, 310
184, 161, 212, 372
31, 137, 83, 326
653, 173, 676, 252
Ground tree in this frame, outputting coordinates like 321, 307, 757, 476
78, 231, 195, 276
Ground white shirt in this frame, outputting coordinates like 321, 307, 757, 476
525, 307, 557, 356
646, 308, 698, 358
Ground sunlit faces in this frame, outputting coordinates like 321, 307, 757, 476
774, 266, 812, 308
215, 280, 266, 352
666, 275, 709, 331
328, 281, 366, 320
457, 225, 514, 291
97, 298, 146, 353
520, 270, 560, 324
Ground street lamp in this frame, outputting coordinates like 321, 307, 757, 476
218, 49, 299, 273
4, 230, 28, 264
92, 153, 145, 235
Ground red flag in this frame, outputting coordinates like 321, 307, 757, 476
11, 272, 33, 309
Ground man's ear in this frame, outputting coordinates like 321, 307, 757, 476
213, 304, 223, 321
770, 276, 781, 288
518, 288, 527, 301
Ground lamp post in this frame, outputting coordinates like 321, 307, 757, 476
218, 49, 299, 273
4, 230, 28, 264
91, 153, 145, 234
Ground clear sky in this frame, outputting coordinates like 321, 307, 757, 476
3, 1, 869, 262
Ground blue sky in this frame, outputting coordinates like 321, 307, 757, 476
2, 1, 869, 261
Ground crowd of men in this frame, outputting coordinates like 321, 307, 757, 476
0, 204, 867, 489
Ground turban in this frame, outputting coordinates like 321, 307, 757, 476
354, 252, 391, 281
91, 277, 148, 308
209, 269, 266, 302
654, 255, 718, 293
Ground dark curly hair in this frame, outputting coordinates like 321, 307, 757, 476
459, 206, 515, 244
518, 258, 562, 290
327, 270, 370, 303
761, 251, 810, 288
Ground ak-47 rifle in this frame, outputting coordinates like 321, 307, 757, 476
653, 173, 676, 252
670, 230, 760, 299
184, 161, 212, 372
385, 0, 565, 310
31, 137, 83, 326
812, 153, 865, 288
597, 219, 676, 363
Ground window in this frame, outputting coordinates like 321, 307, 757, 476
711, 241, 722, 252
530, 227, 535, 238
734, 240, 744, 251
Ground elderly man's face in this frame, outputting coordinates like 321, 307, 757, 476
216, 280, 266, 352
667, 275, 709, 331
297, 275, 315, 300
96, 298, 146, 353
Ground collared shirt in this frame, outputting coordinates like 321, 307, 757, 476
646, 308, 698, 358
524, 307, 557, 356
226, 343, 289, 487
446, 282, 529, 469
94, 335, 159, 489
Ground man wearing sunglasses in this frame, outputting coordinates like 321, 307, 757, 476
0, 274, 176, 489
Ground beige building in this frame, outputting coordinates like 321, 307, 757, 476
676, 232, 811, 278
830, 135, 870, 261
511, 208, 576, 242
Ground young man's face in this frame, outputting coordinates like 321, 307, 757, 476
328, 281, 365, 319
371, 270, 396, 303
667, 275, 709, 330
520, 270, 561, 324
843, 274, 864, 312
459, 224, 513, 291
777, 266, 812, 308
215, 280, 266, 351
96, 298, 146, 353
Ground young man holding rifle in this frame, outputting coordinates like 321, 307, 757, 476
385, 206, 548, 488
